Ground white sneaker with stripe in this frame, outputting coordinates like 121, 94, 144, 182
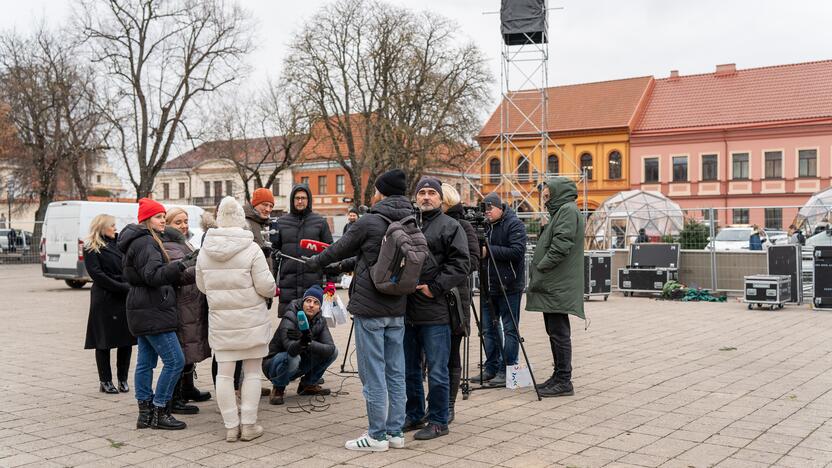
387, 431, 405, 449
345, 433, 389, 452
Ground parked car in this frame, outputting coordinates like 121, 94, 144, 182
765, 229, 788, 245
0, 229, 33, 253
705, 227, 753, 251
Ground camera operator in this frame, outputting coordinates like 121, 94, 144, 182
472, 192, 527, 387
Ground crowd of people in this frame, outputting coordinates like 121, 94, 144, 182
82, 170, 584, 451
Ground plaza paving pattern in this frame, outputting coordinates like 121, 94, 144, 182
2, 264, 832, 467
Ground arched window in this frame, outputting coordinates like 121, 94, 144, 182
488, 158, 500, 183
547, 154, 559, 175
608, 151, 622, 179
517, 157, 530, 182
580, 153, 594, 180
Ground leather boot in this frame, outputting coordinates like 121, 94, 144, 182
170, 379, 199, 415
151, 403, 186, 430
181, 366, 211, 402
136, 400, 153, 429
448, 368, 462, 424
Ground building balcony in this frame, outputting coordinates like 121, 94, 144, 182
190, 196, 225, 208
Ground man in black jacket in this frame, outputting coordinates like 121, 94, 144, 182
273, 184, 335, 317
262, 285, 337, 405
304, 169, 413, 452
402, 177, 468, 441
472, 192, 527, 387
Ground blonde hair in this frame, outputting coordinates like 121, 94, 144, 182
165, 207, 188, 225
441, 183, 461, 211
143, 219, 171, 263
85, 214, 116, 253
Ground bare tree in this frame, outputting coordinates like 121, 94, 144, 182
283, 0, 491, 205
78, 0, 254, 199
0, 26, 110, 238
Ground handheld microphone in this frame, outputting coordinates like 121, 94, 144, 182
297, 310, 310, 332
300, 239, 331, 252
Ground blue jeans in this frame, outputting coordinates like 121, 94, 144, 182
264, 348, 338, 388
135, 332, 185, 408
354, 316, 406, 441
482, 292, 522, 375
404, 324, 451, 426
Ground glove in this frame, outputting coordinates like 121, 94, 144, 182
299, 331, 312, 350
324, 282, 336, 296
304, 255, 321, 271
323, 262, 342, 277
286, 329, 302, 341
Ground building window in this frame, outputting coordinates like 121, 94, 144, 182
214, 181, 223, 198
204, 181, 211, 197
96, 175, 102, 183
336, 175, 345, 194
580, 153, 593, 180
547, 154, 559, 175
301, 176, 309, 186
764, 151, 782, 179
672, 156, 688, 182
225, 180, 233, 197
608, 151, 622, 180
732, 153, 749, 180
178, 182, 185, 199
765, 208, 782, 229
318, 176, 327, 194
701, 154, 718, 181
799, 149, 817, 177
162, 183, 170, 200
644, 158, 659, 183
488, 158, 501, 183
517, 157, 530, 182
272, 182, 280, 196
733, 208, 749, 225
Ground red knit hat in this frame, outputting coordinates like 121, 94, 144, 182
251, 188, 275, 208
137, 198, 166, 223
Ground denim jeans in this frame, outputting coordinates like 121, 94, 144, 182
264, 348, 339, 388
481, 292, 522, 375
404, 323, 451, 426
135, 332, 185, 408
354, 316, 406, 441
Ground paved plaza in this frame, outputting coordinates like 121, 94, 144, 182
2, 264, 832, 467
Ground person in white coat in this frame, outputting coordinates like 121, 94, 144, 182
196, 196, 276, 443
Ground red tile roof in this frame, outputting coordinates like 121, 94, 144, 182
164, 137, 294, 169
634, 60, 832, 132
478, 76, 654, 138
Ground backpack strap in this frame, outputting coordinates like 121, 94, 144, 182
375, 214, 393, 225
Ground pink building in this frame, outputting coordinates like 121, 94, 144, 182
630, 60, 832, 229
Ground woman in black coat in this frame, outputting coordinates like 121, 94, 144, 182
84, 214, 137, 394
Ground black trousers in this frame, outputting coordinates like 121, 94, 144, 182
95, 347, 132, 382
543, 313, 572, 383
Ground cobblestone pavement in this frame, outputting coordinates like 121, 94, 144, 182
3, 264, 832, 467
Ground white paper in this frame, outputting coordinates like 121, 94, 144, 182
506, 364, 533, 389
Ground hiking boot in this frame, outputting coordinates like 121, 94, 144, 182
535, 374, 556, 390
414, 423, 449, 440
136, 400, 153, 429
488, 372, 506, 386
150, 404, 186, 430
470, 370, 495, 383
297, 383, 331, 396
539, 381, 574, 398
402, 417, 426, 432
269, 386, 285, 405
345, 432, 389, 452
387, 431, 405, 449
240, 424, 264, 441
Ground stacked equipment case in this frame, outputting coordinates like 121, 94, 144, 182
618, 243, 680, 296
584, 251, 612, 301
767, 244, 803, 305
813, 246, 832, 310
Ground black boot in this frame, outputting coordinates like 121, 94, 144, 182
181, 366, 211, 402
151, 403, 186, 430
448, 368, 461, 424
170, 379, 199, 415
136, 400, 153, 429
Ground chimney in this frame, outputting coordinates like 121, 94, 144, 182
715, 63, 737, 76
669, 70, 679, 80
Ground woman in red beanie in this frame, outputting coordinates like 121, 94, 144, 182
118, 198, 195, 431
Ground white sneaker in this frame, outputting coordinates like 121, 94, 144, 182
387, 432, 405, 449
345, 433, 389, 452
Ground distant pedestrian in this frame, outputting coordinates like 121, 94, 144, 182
636, 228, 650, 243
0, 213, 6, 229
749, 225, 764, 251
787, 224, 805, 246
343, 206, 360, 236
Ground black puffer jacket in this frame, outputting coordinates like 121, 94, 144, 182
406, 208, 469, 326
118, 224, 183, 337
485, 208, 527, 295
307, 196, 413, 318
263, 298, 336, 370
273, 184, 334, 315
445, 204, 480, 335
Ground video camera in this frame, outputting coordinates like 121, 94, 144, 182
463, 202, 488, 231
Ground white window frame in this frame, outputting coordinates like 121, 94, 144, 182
729, 151, 752, 181
642, 156, 661, 184
795, 147, 819, 178
671, 154, 689, 182
699, 152, 719, 182
762, 149, 784, 180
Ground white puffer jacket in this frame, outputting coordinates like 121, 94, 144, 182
196, 227, 276, 362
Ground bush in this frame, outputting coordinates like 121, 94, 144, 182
679, 219, 709, 249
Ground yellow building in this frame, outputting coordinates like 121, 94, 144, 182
477, 76, 654, 211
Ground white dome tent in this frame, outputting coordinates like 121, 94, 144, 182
794, 186, 832, 236
586, 190, 685, 249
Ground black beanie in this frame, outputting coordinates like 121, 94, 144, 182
414, 177, 443, 199
375, 169, 407, 197
483, 192, 503, 209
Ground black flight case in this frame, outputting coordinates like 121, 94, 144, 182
618, 243, 680, 296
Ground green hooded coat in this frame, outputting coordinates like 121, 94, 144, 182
525, 177, 585, 319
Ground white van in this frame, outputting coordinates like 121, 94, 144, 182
41, 201, 205, 288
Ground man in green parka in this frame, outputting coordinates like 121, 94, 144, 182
526, 177, 584, 398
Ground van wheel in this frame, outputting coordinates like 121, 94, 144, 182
65, 280, 87, 289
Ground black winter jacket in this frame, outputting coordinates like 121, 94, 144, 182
84, 236, 136, 349
263, 298, 336, 368
118, 224, 183, 337
406, 208, 469, 326
445, 204, 480, 335
485, 208, 527, 295
273, 184, 334, 313
307, 196, 413, 319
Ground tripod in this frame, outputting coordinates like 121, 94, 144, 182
461, 232, 541, 401
339, 317, 359, 374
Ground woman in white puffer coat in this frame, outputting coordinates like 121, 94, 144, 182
196, 196, 276, 443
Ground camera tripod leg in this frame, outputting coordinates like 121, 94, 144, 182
340, 317, 357, 374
